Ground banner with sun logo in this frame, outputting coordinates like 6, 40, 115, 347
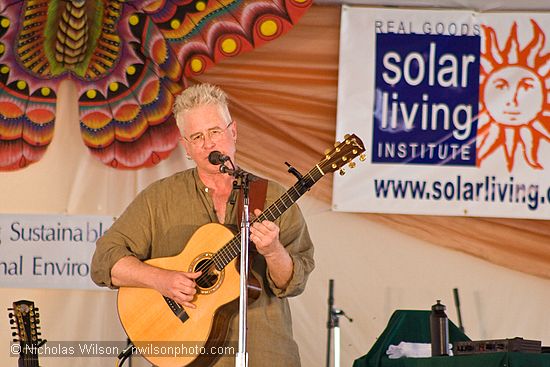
334, 6, 550, 219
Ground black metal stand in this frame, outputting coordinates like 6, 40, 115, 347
326, 279, 334, 367
117, 338, 133, 367
453, 288, 465, 333
326, 279, 353, 367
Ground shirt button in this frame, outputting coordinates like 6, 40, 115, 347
205, 187, 209, 192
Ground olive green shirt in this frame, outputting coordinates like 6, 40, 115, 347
91, 168, 315, 366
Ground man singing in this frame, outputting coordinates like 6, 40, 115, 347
91, 83, 315, 366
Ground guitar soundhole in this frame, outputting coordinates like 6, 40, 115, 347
190, 253, 224, 295
195, 259, 218, 288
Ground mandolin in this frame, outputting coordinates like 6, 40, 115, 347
9, 300, 46, 367
117, 134, 366, 367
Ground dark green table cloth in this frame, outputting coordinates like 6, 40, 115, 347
372, 352, 550, 367
353, 310, 549, 367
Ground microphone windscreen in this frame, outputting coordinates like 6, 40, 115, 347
208, 151, 224, 165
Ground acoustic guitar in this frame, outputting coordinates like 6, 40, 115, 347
9, 300, 46, 367
117, 134, 366, 367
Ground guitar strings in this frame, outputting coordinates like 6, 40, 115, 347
192, 210, 274, 285
192, 169, 323, 288
173, 161, 348, 306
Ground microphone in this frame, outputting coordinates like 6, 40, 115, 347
208, 151, 230, 165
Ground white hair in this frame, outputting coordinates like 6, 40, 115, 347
173, 83, 232, 130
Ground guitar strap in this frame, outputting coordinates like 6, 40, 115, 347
237, 175, 268, 229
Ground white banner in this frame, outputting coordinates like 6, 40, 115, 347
0, 214, 114, 289
334, 6, 550, 219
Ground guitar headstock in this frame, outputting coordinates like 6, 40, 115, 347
319, 134, 366, 175
9, 300, 43, 359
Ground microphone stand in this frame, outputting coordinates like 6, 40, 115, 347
326, 279, 334, 367
326, 279, 353, 367
453, 288, 465, 333
219, 159, 250, 367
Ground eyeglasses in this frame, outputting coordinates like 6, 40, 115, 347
184, 121, 233, 146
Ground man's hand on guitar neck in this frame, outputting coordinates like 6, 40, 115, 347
111, 256, 202, 309
250, 209, 294, 290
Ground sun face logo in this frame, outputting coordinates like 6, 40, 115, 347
477, 20, 550, 171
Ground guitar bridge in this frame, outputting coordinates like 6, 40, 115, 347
163, 297, 189, 322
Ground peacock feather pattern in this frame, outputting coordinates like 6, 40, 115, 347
0, 0, 312, 170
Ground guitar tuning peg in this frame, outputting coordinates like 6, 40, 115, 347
9, 319, 15, 324
339, 168, 346, 176
8, 312, 13, 318
348, 161, 356, 169
11, 326, 17, 330
12, 332, 17, 337
324, 148, 331, 155
333, 141, 341, 147
7, 307, 13, 311
344, 134, 350, 139
359, 153, 366, 162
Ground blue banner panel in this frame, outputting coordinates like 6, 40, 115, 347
373, 34, 480, 166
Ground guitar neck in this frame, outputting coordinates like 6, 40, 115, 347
19, 344, 40, 367
212, 165, 324, 270
210, 133, 366, 270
